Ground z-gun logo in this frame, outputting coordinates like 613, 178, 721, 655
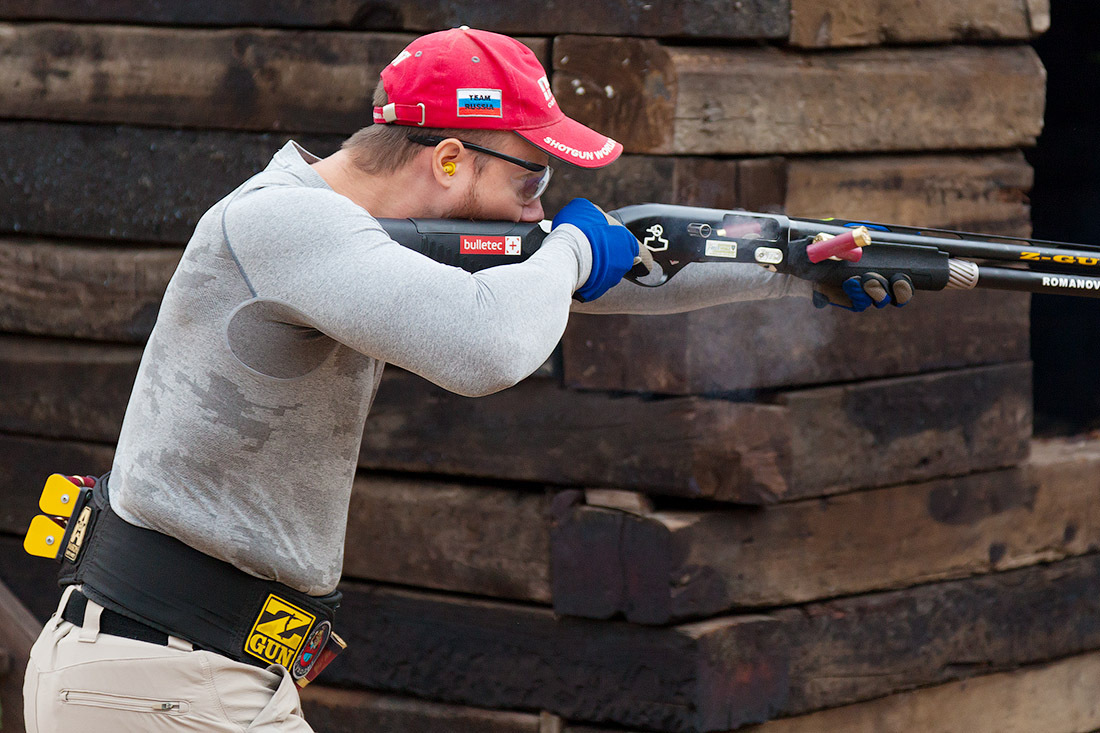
1021, 251, 1100, 266
244, 595, 316, 668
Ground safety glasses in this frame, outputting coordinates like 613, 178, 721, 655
407, 133, 553, 203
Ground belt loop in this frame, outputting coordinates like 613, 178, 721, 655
78, 599, 103, 642
167, 635, 193, 652
51, 585, 78, 630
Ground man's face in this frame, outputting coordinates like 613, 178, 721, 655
443, 134, 551, 223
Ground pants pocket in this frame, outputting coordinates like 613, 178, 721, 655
59, 688, 192, 716
244, 667, 312, 732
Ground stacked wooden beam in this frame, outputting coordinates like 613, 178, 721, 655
2, 3, 1090, 732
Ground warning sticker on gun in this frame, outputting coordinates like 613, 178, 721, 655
705, 240, 738, 258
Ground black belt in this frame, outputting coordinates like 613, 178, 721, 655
58, 472, 341, 682
62, 589, 171, 648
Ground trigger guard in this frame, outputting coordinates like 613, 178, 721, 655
626, 260, 676, 287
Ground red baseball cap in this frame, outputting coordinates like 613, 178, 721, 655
373, 27, 623, 169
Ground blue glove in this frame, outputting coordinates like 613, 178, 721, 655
812, 273, 915, 311
788, 236, 914, 312
552, 198, 639, 302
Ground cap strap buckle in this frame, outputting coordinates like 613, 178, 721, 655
373, 103, 426, 126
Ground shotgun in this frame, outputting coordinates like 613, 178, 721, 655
379, 203, 1100, 299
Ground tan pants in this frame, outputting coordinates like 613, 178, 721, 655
24, 586, 315, 732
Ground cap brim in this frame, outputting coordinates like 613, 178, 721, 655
516, 116, 623, 169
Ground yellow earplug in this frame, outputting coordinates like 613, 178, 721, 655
442, 162, 456, 176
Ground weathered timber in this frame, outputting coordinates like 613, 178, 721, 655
543, 155, 787, 214
326, 582, 789, 733
300, 686, 544, 733
0, 534, 63, 624
781, 362, 1031, 497
1029, 434, 1100, 498
0, 24, 546, 133
7, 509, 1100, 728
0, 434, 115, 535
324, 555, 1100, 727
4, 434, 1084, 618
0, 337, 1030, 503
554, 39, 1046, 154
584, 488, 654, 515
0, 1, 789, 40
0, 122, 341, 244
783, 152, 1035, 235
554, 438, 1099, 622
0, 239, 181, 341
298, 557, 1100, 729
570, 651, 1100, 733
0, 122, 1032, 244
361, 363, 1030, 503
343, 474, 553, 603
0, 578, 40, 733
789, 0, 1050, 47
361, 369, 792, 502
562, 289, 1030, 394
0, 122, 775, 244
0, 123, 768, 245
744, 650, 1100, 733
0, 336, 140, 444
779, 552, 1100, 714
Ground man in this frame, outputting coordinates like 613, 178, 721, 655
23, 27, 908, 731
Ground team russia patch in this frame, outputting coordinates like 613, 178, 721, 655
461, 236, 521, 256
457, 89, 503, 117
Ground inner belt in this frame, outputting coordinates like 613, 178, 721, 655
62, 589, 170, 647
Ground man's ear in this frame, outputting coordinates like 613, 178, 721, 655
430, 138, 465, 188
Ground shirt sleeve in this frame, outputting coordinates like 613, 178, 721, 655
570, 260, 814, 315
223, 185, 593, 396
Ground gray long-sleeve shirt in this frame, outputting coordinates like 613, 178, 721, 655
110, 141, 809, 595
